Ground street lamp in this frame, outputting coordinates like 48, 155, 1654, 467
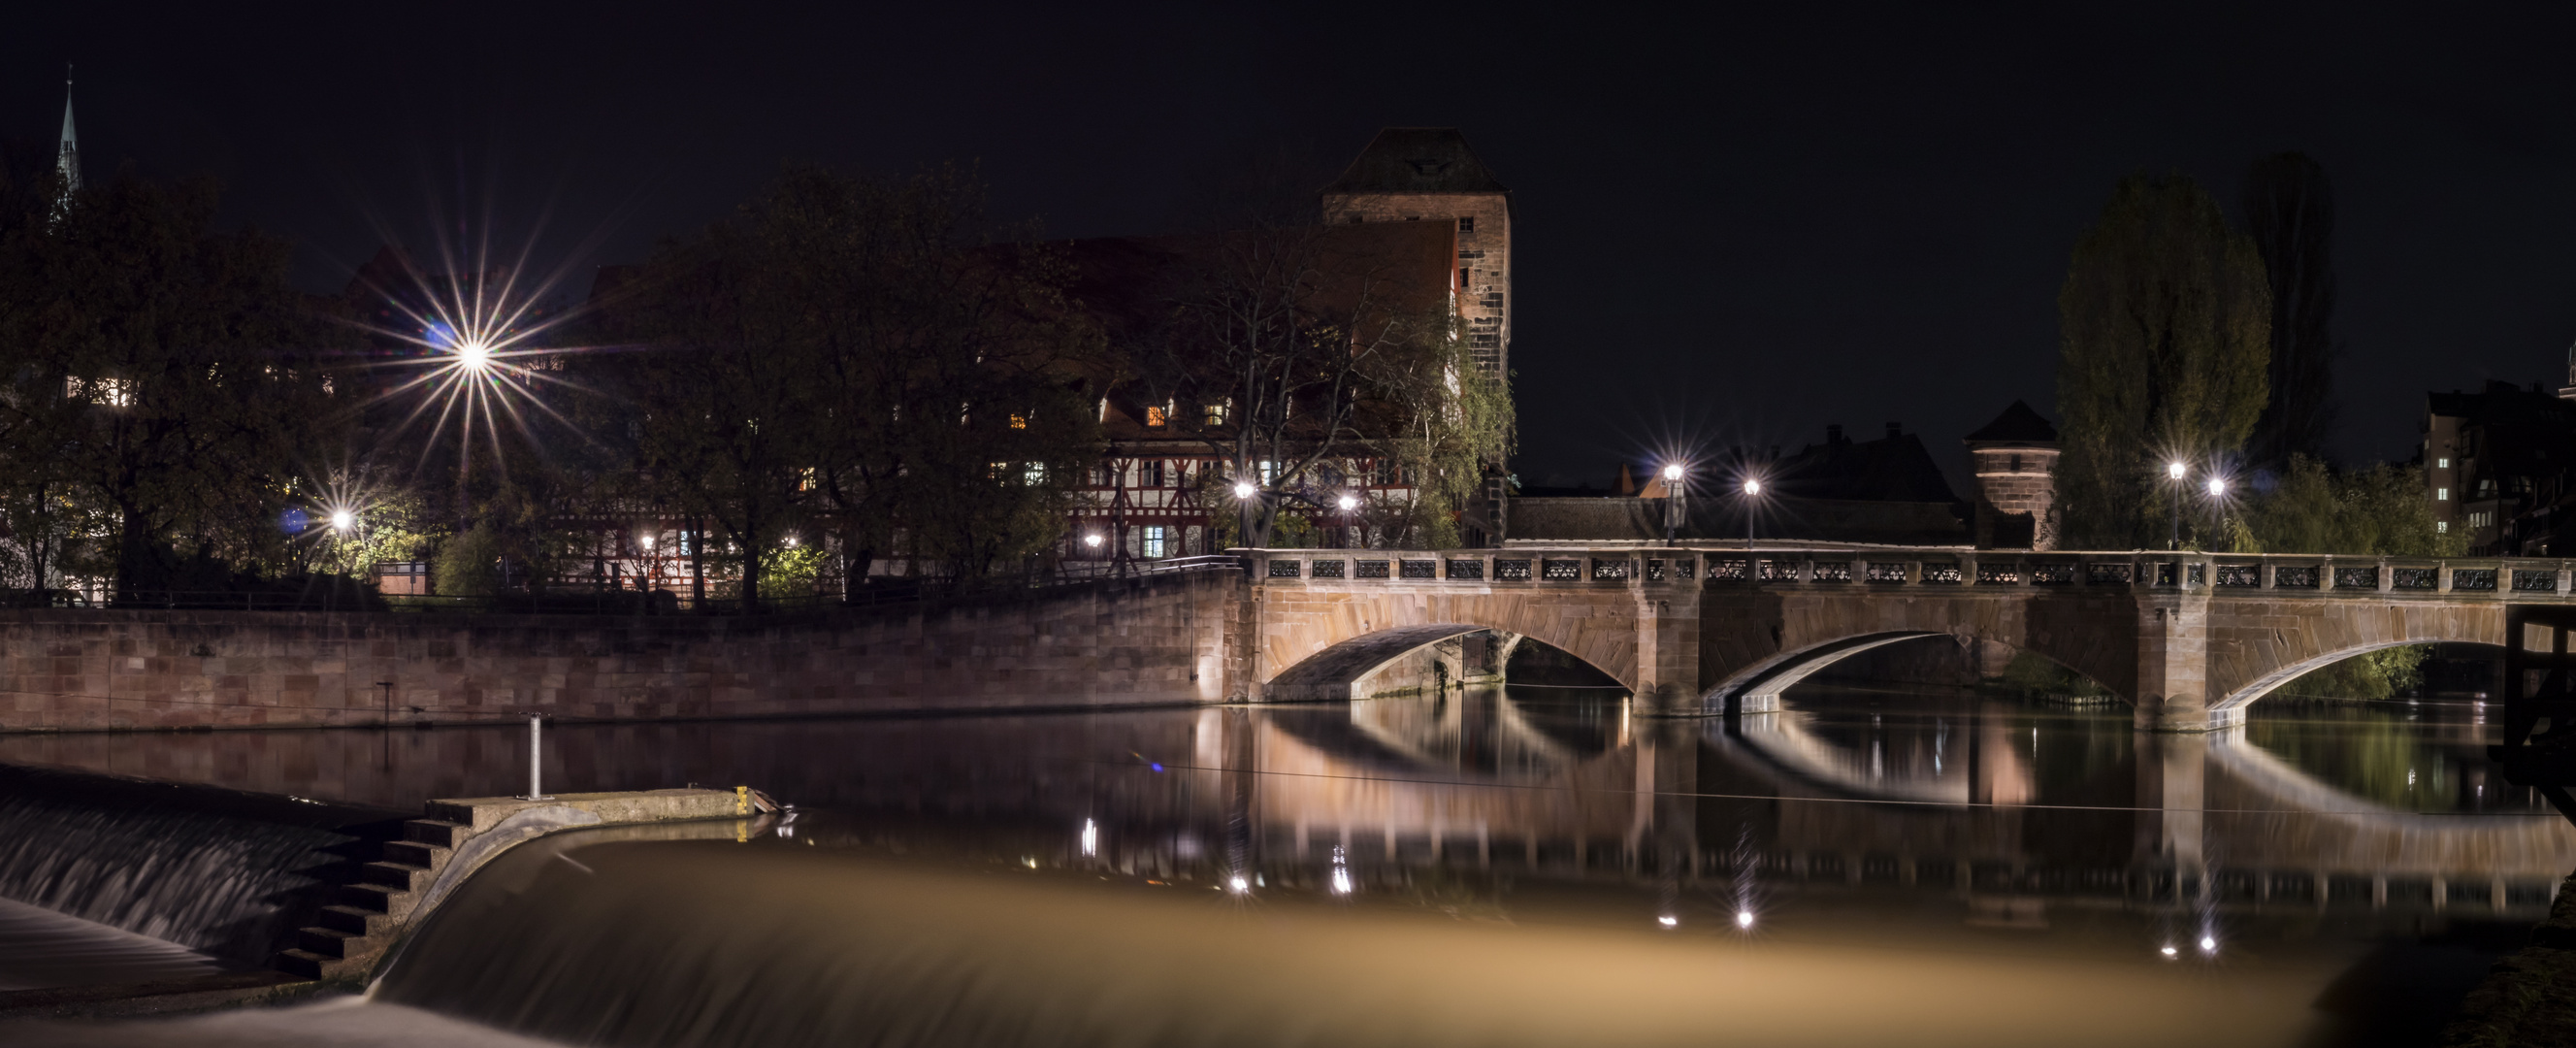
1660, 463, 1686, 546
1232, 478, 1257, 550
2167, 461, 2187, 551
1740, 476, 1763, 575
329, 509, 355, 532
1337, 493, 1359, 549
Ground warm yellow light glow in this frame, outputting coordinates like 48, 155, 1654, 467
1736, 910, 1754, 929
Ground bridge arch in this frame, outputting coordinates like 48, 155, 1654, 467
1263, 625, 1624, 703
1702, 625, 2132, 716
1249, 589, 1643, 703
2208, 637, 2493, 723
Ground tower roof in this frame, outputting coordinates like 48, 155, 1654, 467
1321, 128, 1510, 196
1964, 401, 2059, 445
54, 69, 79, 193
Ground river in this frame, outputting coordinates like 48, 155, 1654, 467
1, 684, 2566, 1046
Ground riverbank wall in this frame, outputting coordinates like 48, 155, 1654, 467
0, 570, 1241, 733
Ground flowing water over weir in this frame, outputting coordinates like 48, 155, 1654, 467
0, 765, 403, 968
2, 686, 2572, 1047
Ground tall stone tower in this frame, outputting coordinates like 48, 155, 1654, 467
1964, 401, 2061, 550
1318, 128, 1512, 377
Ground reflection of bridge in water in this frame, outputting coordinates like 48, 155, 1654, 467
1224, 689, 2576, 919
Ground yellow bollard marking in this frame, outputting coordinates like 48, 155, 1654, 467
734, 785, 749, 815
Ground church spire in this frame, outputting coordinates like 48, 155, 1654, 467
55, 66, 80, 194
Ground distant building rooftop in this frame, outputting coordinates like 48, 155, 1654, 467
1319, 128, 1512, 197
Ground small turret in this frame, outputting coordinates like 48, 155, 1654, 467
1964, 401, 2060, 550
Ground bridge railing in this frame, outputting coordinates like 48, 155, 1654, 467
1234, 547, 2576, 600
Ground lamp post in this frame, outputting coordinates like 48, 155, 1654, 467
2205, 475, 2228, 548
1338, 493, 1358, 549
1661, 463, 1686, 546
2167, 461, 2187, 550
1741, 477, 1763, 576
1233, 478, 1256, 549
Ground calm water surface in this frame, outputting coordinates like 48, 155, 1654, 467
2, 685, 2567, 1047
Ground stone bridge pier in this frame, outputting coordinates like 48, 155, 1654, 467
1236, 547, 2541, 732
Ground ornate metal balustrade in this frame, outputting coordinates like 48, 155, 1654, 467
1230, 547, 2576, 602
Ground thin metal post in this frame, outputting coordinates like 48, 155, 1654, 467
523, 714, 552, 800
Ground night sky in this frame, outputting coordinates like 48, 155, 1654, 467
7, 4, 2573, 493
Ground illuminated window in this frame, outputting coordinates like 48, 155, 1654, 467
2436, 488, 2449, 501
2438, 521, 2449, 534
1458, 215, 1476, 233
1258, 460, 1276, 484
1009, 414, 1027, 430
1143, 527, 1166, 559
2437, 457, 2450, 468
1024, 463, 1047, 485
1143, 406, 1167, 427
1204, 402, 1228, 426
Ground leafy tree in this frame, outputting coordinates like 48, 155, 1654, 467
2241, 152, 2339, 468
0, 173, 342, 598
2056, 173, 2272, 548
432, 522, 504, 597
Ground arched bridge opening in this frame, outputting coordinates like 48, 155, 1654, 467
1262, 626, 1626, 704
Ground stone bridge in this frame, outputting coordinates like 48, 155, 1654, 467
1236, 545, 2568, 731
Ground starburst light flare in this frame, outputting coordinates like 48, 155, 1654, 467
342, 215, 606, 482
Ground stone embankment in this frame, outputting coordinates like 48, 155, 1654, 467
0, 569, 1239, 733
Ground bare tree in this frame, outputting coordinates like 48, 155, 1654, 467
1140, 221, 1454, 548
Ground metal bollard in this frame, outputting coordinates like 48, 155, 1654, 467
522, 714, 553, 801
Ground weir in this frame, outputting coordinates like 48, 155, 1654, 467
0, 763, 759, 1013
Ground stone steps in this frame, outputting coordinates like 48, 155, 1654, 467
268, 818, 459, 980
261, 790, 741, 983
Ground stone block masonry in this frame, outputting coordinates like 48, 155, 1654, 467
0, 569, 1242, 733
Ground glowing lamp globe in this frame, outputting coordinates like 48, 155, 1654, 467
456, 341, 493, 372
1083, 534, 1103, 547
329, 509, 355, 532
1233, 481, 1255, 500
1337, 494, 1357, 511
2167, 461, 2187, 480
1661, 463, 1683, 481
2206, 477, 2227, 497
1742, 478, 1762, 497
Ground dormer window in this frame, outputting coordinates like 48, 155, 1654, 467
1143, 405, 1167, 428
